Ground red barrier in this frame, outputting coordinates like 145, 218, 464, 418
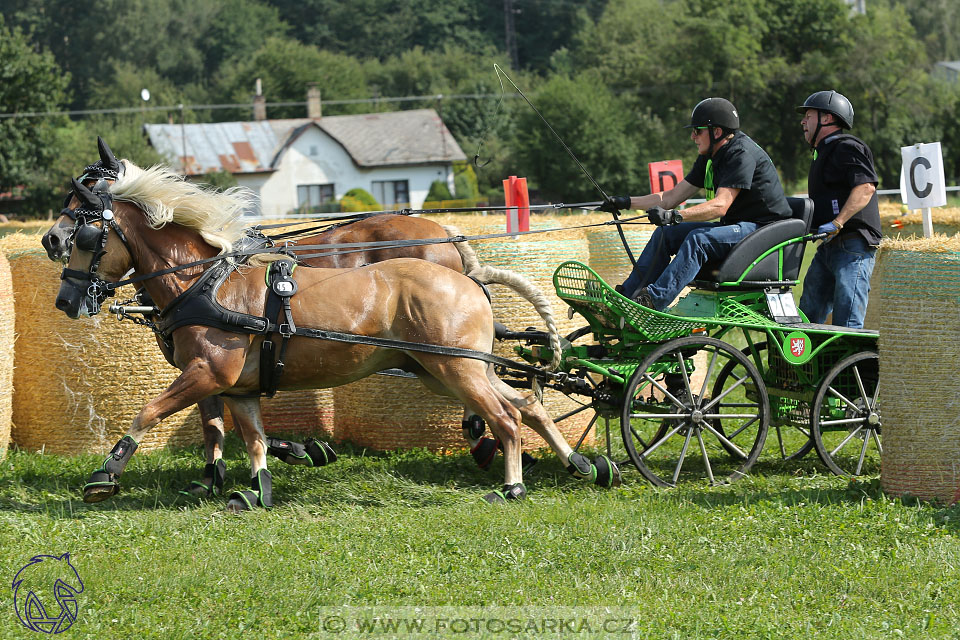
503, 175, 529, 233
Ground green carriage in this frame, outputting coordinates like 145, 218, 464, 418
511, 198, 881, 487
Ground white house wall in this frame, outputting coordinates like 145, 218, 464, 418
243, 126, 453, 217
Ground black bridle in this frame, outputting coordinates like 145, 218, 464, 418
59, 179, 134, 315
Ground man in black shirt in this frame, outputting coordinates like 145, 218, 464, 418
796, 90, 880, 328
602, 97, 791, 310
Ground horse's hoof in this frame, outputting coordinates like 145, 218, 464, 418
82, 481, 119, 503
225, 497, 250, 513
483, 483, 526, 504
593, 455, 621, 488
268, 438, 337, 467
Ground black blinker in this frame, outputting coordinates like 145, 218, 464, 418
75, 224, 102, 253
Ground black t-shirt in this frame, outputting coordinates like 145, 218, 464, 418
809, 133, 882, 246
685, 131, 792, 225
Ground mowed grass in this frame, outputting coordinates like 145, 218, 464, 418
1, 433, 959, 640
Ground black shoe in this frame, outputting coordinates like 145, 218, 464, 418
614, 284, 625, 294
632, 287, 655, 309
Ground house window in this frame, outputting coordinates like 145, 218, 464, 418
371, 180, 409, 207
297, 184, 335, 212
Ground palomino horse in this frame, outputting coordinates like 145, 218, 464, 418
42, 140, 538, 497
55, 160, 617, 509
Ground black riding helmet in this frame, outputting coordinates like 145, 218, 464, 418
685, 97, 740, 132
797, 90, 854, 129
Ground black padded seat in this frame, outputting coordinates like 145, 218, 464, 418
692, 197, 814, 290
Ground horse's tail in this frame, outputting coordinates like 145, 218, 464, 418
442, 225, 562, 371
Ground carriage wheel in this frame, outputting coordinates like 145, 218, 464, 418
620, 336, 769, 487
811, 351, 881, 477
712, 342, 814, 462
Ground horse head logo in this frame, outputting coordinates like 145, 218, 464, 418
12, 553, 84, 634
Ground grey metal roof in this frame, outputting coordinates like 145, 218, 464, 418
143, 109, 465, 176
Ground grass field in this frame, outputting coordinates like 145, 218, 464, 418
2, 433, 959, 639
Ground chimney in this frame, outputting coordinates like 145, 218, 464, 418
307, 83, 322, 119
253, 78, 267, 121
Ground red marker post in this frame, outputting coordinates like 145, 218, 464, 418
503, 175, 529, 235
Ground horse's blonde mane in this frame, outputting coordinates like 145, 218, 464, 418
109, 160, 256, 254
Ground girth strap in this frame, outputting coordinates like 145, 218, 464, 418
260, 260, 299, 397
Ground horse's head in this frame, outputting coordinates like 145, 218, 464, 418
55, 178, 134, 319
42, 137, 124, 262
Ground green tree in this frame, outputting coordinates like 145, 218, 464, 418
214, 38, 370, 119
510, 73, 644, 201
0, 15, 71, 212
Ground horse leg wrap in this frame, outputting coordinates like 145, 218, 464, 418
179, 459, 226, 498
229, 468, 274, 510
83, 435, 138, 502
470, 437, 499, 471
462, 415, 486, 441
483, 482, 527, 504
592, 455, 622, 488
495, 440, 538, 473
566, 451, 597, 483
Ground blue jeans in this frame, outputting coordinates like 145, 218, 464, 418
621, 221, 759, 309
798, 233, 876, 328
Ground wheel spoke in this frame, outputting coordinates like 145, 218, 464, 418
872, 429, 883, 455
698, 347, 721, 405
700, 373, 750, 414
629, 412, 689, 420
640, 422, 686, 457
696, 428, 715, 484
852, 365, 869, 409
855, 428, 870, 475
701, 422, 748, 459
721, 414, 760, 441
829, 426, 864, 457
642, 372, 686, 410
819, 416, 868, 427
573, 412, 599, 450
671, 428, 694, 485
827, 386, 863, 414
675, 351, 693, 405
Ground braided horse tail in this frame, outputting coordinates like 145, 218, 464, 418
442, 225, 563, 372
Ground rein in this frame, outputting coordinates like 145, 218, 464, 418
98, 214, 651, 292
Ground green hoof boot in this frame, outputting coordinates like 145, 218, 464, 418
267, 437, 337, 467
179, 459, 226, 498
227, 469, 273, 512
592, 455, 621, 488
483, 483, 527, 504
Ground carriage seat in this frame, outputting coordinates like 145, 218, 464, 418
692, 197, 814, 291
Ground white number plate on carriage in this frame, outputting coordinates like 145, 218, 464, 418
765, 291, 801, 324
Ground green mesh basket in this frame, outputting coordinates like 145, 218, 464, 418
554, 261, 707, 341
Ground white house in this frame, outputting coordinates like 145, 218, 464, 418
143, 108, 466, 217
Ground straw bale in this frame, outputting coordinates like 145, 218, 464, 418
1, 232, 202, 454
878, 203, 960, 226
224, 389, 335, 439
876, 241, 960, 502
0, 251, 14, 458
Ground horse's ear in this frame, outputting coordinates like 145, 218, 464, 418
72, 178, 100, 209
97, 136, 120, 172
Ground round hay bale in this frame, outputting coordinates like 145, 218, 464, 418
1, 232, 202, 454
877, 235, 960, 502
224, 389, 335, 439
585, 224, 653, 287
333, 376, 464, 451
0, 251, 14, 459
